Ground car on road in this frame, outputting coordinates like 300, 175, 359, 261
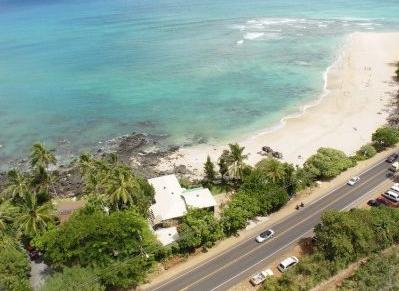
255, 229, 275, 243
249, 269, 274, 286
277, 256, 299, 272
386, 153, 399, 163
382, 190, 399, 203
367, 199, 382, 207
347, 176, 360, 186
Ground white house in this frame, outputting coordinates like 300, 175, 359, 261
148, 175, 187, 226
148, 174, 217, 227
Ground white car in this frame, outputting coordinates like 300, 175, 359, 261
382, 190, 399, 202
391, 183, 399, 192
255, 229, 275, 243
277, 256, 299, 272
249, 268, 274, 286
347, 176, 360, 186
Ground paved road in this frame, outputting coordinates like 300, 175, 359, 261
151, 154, 395, 291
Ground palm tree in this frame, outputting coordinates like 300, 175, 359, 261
2, 169, 30, 200
31, 166, 55, 194
106, 166, 139, 209
16, 193, 55, 237
227, 143, 248, 180
0, 200, 17, 234
30, 143, 57, 170
78, 153, 94, 176
256, 158, 285, 184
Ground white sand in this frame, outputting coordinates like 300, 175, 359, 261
158, 32, 399, 175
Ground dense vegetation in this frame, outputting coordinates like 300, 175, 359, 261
304, 147, 354, 179
338, 246, 399, 290
0, 144, 159, 290
261, 207, 399, 290
0, 236, 31, 291
371, 126, 399, 151
0, 124, 397, 290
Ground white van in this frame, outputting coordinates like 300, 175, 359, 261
277, 256, 299, 272
382, 190, 399, 203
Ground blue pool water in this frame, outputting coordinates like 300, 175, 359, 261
0, 0, 399, 164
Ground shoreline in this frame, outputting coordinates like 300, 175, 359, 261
157, 32, 399, 175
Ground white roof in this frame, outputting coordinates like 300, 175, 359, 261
181, 188, 216, 209
148, 175, 187, 223
154, 227, 180, 246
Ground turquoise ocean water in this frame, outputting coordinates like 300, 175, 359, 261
1, 0, 399, 165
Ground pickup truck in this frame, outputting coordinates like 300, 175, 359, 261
249, 269, 273, 286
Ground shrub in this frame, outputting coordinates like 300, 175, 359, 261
372, 126, 399, 151
178, 209, 223, 251
338, 247, 399, 290
41, 266, 105, 291
355, 144, 377, 160
0, 236, 30, 291
304, 147, 353, 179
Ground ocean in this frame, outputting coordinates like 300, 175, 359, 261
1, 0, 399, 166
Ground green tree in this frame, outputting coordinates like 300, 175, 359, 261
355, 144, 377, 160
16, 192, 55, 237
33, 208, 159, 288
204, 156, 216, 182
0, 201, 17, 234
2, 169, 30, 200
178, 209, 223, 251
220, 204, 249, 236
256, 158, 285, 184
372, 126, 399, 151
227, 143, 248, 180
106, 166, 139, 209
30, 143, 57, 170
304, 147, 353, 179
31, 165, 55, 194
41, 266, 105, 291
218, 150, 230, 181
0, 236, 30, 291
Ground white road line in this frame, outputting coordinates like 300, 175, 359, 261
210, 168, 390, 291
151, 156, 389, 291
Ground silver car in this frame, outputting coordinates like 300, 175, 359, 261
255, 229, 275, 243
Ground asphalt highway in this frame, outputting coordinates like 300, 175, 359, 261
151, 154, 395, 291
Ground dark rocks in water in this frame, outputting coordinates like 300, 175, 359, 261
174, 165, 188, 175
136, 120, 157, 129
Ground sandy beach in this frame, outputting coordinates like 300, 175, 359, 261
157, 32, 399, 175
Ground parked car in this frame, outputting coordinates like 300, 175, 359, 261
367, 199, 382, 207
249, 269, 274, 286
386, 153, 399, 163
377, 196, 398, 207
277, 256, 299, 272
347, 176, 360, 186
382, 190, 399, 203
389, 161, 399, 172
255, 229, 275, 243
391, 183, 399, 192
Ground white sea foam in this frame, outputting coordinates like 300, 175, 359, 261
243, 32, 264, 40
294, 60, 311, 66
236, 39, 244, 45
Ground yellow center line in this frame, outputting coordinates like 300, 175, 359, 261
180, 166, 387, 291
